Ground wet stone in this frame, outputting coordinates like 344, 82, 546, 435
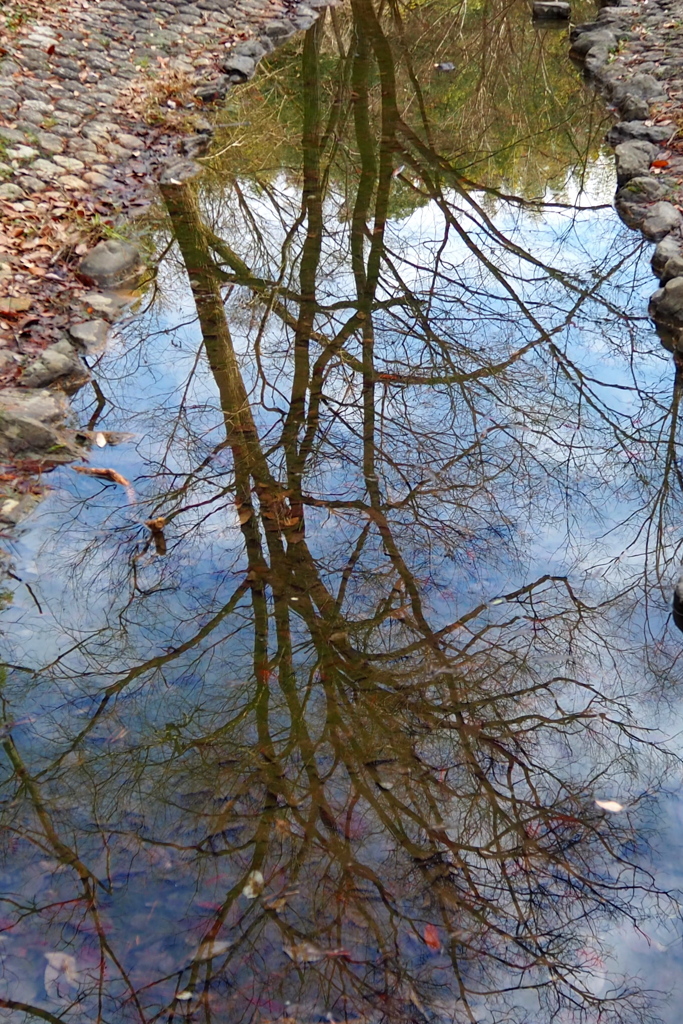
69, 319, 110, 350
640, 201, 682, 241
79, 239, 142, 287
21, 339, 84, 389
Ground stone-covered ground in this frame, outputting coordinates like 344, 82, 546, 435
570, 0, 683, 346
0, 0, 330, 488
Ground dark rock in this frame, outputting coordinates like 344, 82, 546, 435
614, 140, 656, 185
662, 255, 683, 283
79, 239, 142, 287
652, 233, 683, 278
159, 158, 204, 184
220, 53, 256, 81
650, 276, 683, 330
533, 1, 571, 18
232, 40, 268, 60
570, 28, 616, 56
21, 339, 85, 388
194, 78, 229, 102
612, 72, 667, 104
607, 121, 673, 145
69, 319, 110, 351
263, 18, 296, 38
640, 201, 682, 241
0, 387, 71, 459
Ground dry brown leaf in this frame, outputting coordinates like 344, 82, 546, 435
72, 466, 131, 487
238, 507, 253, 524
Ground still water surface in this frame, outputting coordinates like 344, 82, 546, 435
2, 1, 683, 1022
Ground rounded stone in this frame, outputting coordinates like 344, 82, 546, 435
79, 239, 142, 287
640, 201, 682, 241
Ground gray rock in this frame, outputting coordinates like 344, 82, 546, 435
607, 121, 672, 145
194, 78, 230, 102
80, 292, 128, 317
640, 201, 682, 241
232, 40, 268, 60
263, 18, 296, 38
616, 175, 672, 206
78, 239, 142, 287
570, 28, 616, 56
159, 158, 203, 184
0, 184, 25, 200
16, 176, 47, 194
662, 256, 683, 283
0, 387, 69, 458
618, 94, 649, 120
21, 339, 84, 388
612, 72, 666, 104
614, 140, 656, 185
220, 53, 256, 80
69, 319, 109, 351
650, 276, 683, 328
652, 234, 683, 278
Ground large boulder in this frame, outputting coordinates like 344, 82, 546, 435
640, 201, 682, 242
607, 121, 672, 146
533, 1, 571, 18
649, 277, 683, 332
614, 140, 657, 185
78, 239, 142, 288
651, 233, 683, 279
21, 339, 85, 389
0, 387, 73, 459
570, 28, 616, 56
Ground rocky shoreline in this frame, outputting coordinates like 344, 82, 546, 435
0, 0, 334, 524
568, 0, 683, 349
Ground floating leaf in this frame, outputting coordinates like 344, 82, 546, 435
176, 990, 193, 1001
95, 432, 107, 447
423, 924, 441, 951
595, 799, 624, 813
242, 869, 265, 899
283, 941, 349, 964
72, 466, 131, 487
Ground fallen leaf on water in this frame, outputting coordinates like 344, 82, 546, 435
423, 924, 441, 951
44, 952, 80, 1000
595, 799, 624, 813
283, 941, 349, 964
242, 869, 265, 899
652, 159, 670, 168
72, 466, 131, 487
144, 516, 167, 555
95, 432, 107, 447
194, 938, 232, 961
176, 990, 193, 1001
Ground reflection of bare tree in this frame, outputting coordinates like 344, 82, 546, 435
0, 4, 681, 1024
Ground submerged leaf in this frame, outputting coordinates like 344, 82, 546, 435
423, 924, 441, 951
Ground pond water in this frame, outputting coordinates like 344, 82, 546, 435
2, 1, 683, 1022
